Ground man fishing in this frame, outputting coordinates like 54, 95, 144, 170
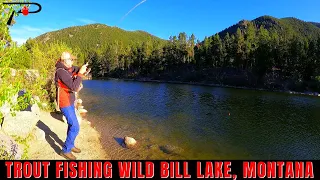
54, 51, 88, 160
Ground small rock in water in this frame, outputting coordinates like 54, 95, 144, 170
147, 144, 159, 151
159, 144, 183, 155
124, 136, 137, 149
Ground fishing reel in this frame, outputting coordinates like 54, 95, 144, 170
84, 67, 91, 76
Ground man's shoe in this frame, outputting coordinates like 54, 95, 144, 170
60, 152, 76, 160
72, 147, 81, 153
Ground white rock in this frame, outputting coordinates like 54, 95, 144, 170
124, 136, 137, 148
25, 70, 33, 80
11, 94, 18, 105
33, 127, 45, 141
2, 111, 40, 139
31, 103, 40, 116
24, 70, 40, 81
78, 109, 87, 114
62, 116, 67, 123
77, 99, 83, 104
76, 111, 82, 125
32, 96, 40, 103
0, 102, 11, 117
10, 68, 16, 77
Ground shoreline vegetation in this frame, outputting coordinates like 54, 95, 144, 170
0, 1, 109, 159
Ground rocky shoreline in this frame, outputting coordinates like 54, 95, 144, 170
0, 83, 108, 160
0, 97, 109, 160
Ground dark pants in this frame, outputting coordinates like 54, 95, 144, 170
60, 104, 79, 153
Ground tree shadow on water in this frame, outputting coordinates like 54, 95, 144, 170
36, 121, 65, 155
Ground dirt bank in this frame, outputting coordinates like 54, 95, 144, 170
27, 110, 109, 160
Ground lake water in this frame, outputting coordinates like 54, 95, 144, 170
80, 79, 320, 160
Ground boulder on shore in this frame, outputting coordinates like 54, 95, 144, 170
124, 136, 137, 149
2, 103, 40, 139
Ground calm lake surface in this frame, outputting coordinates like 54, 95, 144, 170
80, 79, 320, 160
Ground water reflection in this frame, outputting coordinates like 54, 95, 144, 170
81, 80, 320, 160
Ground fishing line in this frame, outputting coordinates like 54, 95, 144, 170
118, 0, 147, 24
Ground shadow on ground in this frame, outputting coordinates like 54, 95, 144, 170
50, 112, 64, 122
36, 120, 65, 154
113, 137, 125, 148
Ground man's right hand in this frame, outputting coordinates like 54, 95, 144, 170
79, 64, 87, 74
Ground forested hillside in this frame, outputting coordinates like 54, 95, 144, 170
310, 22, 320, 28
218, 16, 320, 40
31, 15, 320, 92
33, 24, 167, 63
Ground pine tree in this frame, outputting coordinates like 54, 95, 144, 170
244, 22, 257, 69
235, 28, 245, 68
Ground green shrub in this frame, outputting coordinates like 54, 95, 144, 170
1, 1, 76, 115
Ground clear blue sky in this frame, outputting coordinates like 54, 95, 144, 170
8, 0, 320, 45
